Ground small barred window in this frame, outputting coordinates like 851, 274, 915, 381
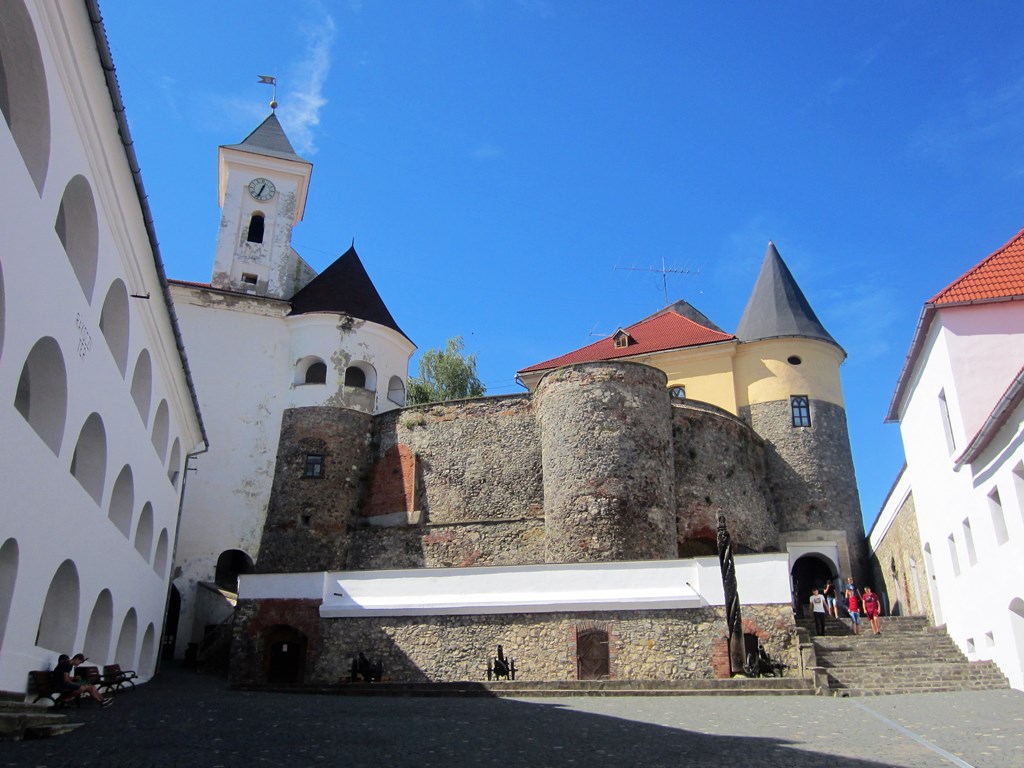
304, 454, 323, 478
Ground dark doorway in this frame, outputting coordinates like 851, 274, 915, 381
214, 549, 253, 592
576, 629, 610, 680
163, 585, 180, 660
265, 625, 307, 684
791, 554, 836, 616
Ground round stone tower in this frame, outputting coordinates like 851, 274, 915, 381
535, 362, 676, 563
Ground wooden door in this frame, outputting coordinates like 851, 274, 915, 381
577, 629, 609, 680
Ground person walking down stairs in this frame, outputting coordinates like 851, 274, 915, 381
862, 587, 882, 635
846, 590, 861, 635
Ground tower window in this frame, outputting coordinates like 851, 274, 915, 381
304, 454, 323, 478
246, 214, 265, 244
241, 273, 258, 286
790, 396, 811, 427
305, 362, 327, 384
345, 366, 367, 389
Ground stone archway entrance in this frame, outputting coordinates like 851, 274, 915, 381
791, 553, 836, 615
265, 625, 307, 685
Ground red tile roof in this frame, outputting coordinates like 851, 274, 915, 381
518, 311, 735, 374
929, 226, 1024, 305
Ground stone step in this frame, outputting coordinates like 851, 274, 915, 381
0, 711, 82, 741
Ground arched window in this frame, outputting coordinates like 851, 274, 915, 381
83, 589, 113, 663
0, 0, 51, 194
99, 280, 130, 376
55, 176, 99, 302
215, 549, 253, 592
305, 362, 327, 384
14, 337, 67, 454
344, 366, 366, 389
387, 376, 406, 406
0, 539, 19, 652
134, 503, 154, 561
130, 350, 152, 425
108, 465, 134, 538
167, 439, 181, 487
153, 529, 169, 578
71, 413, 107, 505
115, 608, 138, 668
151, 400, 169, 462
36, 560, 79, 652
246, 213, 265, 244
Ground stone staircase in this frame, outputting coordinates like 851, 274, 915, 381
797, 614, 1010, 696
0, 696, 83, 741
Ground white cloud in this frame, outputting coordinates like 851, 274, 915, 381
279, 14, 337, 155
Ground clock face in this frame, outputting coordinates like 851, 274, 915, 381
248, 177, 276, 201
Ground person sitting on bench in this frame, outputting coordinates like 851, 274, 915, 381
52, 653, 112, 707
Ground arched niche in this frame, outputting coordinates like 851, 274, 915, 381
36, 560, 79, 652
294, 355, 327, 385
345, 361, 376, 391
140, 623, 156, 675
0, 259, 6, 362
151, 400, 169, 462
0, 0, 51, 194
0, 539, 18, 652
167, 439, 181, 488
387, 375, 406, 406
70, 413, 107, 505
99, 280, 130, 376
108, 466, 133, 538
114, 608, 137, 668
83, 589, 113, 663
14, 336, 67, 454
153, 529, 169, 578
134, 502, 153, 561
130, 350, 152, 425
54, 175, 99, 302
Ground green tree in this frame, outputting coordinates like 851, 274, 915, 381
407, 336, 485, 404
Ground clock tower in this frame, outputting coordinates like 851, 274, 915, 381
210, 113, 314, 299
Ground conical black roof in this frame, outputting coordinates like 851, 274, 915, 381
289, 246, 410, 342
221, 113, 309, 164
736, 242, 840, 350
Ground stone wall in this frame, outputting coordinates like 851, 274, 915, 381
230, 600, 798, 685
536, 363, 677, 563
869, 490, 934, 621
742, 398, 867, 580
672, 401, 777, 556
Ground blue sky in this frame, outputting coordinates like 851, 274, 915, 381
101, 1, 1024, 528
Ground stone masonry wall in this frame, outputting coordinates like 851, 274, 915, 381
672, 401, 777, 556
869, 490, 934, 622
256, 407, 373, 573
230, 600, 798, 685
536, 363, 677, 563
741, 398, 868, 581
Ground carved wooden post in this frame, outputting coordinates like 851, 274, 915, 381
717, 513, 746, 675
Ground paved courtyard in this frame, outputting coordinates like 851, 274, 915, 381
1, 665, 1022, 767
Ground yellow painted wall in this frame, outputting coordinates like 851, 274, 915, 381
733, 338, 845, 408
633, 342, 739, 415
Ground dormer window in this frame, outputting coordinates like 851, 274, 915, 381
246, 213, 265, 244
613, 330, 633, 349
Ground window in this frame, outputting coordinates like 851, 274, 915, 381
669, 385, 686, 401
790, 396, 811, 427
948, 533, 960, 576
787, 355, 802, 365
989, 488, 1009, 545
1013, 463, 1024, 522
305, 362, 327, 384
938, 389, 956, 454
966, 637, 975, 655
613, 330, 631, 349
345, 366, 366, 388
241, 272, 258, 285
246, 214, 265, 244
963, 518, 977, 566
304, 454, 323, 478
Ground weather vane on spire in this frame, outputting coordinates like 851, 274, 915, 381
258, 75, 278, 111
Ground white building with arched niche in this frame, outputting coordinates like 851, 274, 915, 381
0, 0, 205, 694
168, 115, 415, 659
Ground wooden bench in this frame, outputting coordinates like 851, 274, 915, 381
102, 664, 137, 692
77, 665, 115, 695
28, 670, 83, 707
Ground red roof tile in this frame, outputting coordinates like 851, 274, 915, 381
929, 226, 1024, 305
518, 311, 734, 374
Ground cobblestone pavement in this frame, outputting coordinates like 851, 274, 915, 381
1, 665, 1022, 767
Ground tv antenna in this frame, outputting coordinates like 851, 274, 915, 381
616, 257, 698, 306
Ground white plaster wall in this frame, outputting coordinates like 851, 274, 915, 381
900, 309, 1024, 689
238, 554, 794, 615
0, 0, 203, 692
